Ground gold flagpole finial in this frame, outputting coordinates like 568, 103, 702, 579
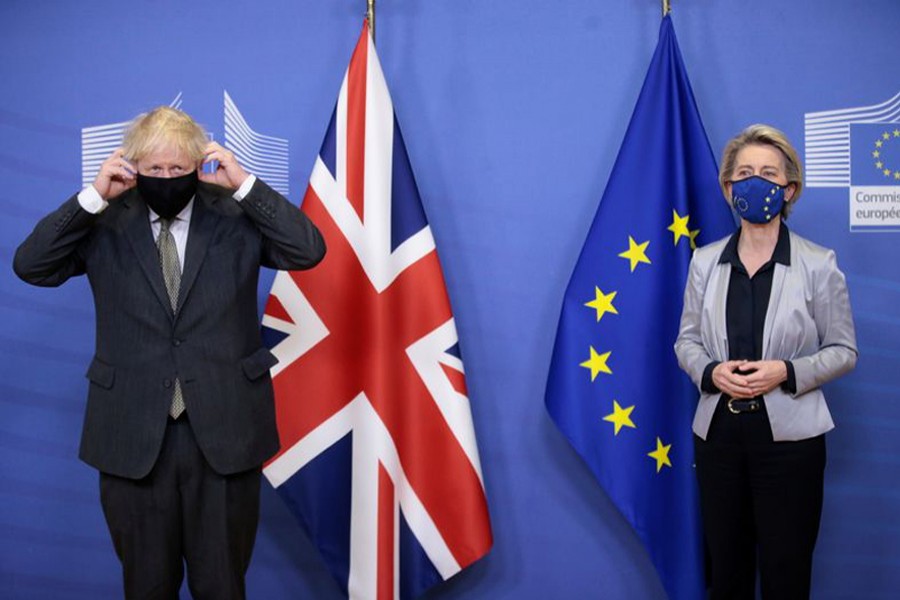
663, 0, 671, 16
367, 0, 376, 42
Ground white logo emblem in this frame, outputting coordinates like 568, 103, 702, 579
804, 91, 900, 232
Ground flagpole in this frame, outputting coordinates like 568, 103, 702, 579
367, 0, 376, 42
662, 0, 671, 16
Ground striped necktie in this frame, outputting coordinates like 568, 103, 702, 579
157, 219, 185, 419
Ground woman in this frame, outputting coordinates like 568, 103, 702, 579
674, 124, 858, 599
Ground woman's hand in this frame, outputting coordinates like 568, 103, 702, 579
714, 360, 787, 398
712, 360, 756, 399
740, 360, 788, 397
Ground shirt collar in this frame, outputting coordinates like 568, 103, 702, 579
148, 197, 195, 224
719, 221, 791, 267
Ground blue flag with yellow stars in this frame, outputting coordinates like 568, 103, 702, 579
544, 16, 735, 600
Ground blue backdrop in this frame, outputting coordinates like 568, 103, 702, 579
1, 1, 898, 598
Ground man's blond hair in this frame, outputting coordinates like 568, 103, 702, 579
122, 106, 208, 164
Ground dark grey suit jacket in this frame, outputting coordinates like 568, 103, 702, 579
14, 179, 325, 478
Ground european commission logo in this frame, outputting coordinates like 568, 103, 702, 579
80, 91, 290, 197
804, 91, 900, 232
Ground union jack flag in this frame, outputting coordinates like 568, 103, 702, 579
261, 22, 493, 600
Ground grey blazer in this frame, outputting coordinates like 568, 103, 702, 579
674, 229, 858, 441
14, 179, 325, 478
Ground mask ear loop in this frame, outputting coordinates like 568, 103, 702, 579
729, 180, 748, 213
726, 180, 739, 213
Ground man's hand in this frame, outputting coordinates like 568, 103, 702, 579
93, 148, 136, 200
199, 142, 249, 190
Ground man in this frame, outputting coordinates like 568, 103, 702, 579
13, 106, 326, 599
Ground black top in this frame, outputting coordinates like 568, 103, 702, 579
700, 222, 796, 395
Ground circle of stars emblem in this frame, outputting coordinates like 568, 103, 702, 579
872, 128, 900, 181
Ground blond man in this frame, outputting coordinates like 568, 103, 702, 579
14, 107, 326, 599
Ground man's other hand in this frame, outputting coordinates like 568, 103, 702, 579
93, 148, 136, 200
199, 142, 249, 190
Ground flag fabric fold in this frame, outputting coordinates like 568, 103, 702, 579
544, 16, 734, 599
261, 22, 492, 600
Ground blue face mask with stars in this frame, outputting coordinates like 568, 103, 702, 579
731, 176, 786, 224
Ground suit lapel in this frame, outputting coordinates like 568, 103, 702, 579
762, 229, 794, 359
176, 188, 221, 316
710, 262, 731, 361
122, 195, 173, 317
762, 263, 787, 359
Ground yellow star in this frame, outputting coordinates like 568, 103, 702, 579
688, 229, 701, 250
584, 287, 618, 322
894, 172, 900, 180
883, 132, 891, 140
603, 400, 636, 435
618, 236, 651, 272
894, 129, 900, 138
885, 169, 893, 177
873, 150, 881, 158
876, 140, 883, 148
579, 346, 612, 381
876, 161, 884, 169
667, 210, 691, 246
648, 437, 672, 473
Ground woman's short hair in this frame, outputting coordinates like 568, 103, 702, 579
719, 124, 803, 219
122, 106, 208, 164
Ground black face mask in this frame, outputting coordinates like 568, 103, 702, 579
137, 171, 198, 219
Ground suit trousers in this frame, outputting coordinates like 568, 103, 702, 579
694, 398, 825, 600
99, 416, 262, 600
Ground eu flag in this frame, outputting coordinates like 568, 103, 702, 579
544, 16, 734, 600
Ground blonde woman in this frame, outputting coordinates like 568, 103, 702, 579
675, 125, 858, 599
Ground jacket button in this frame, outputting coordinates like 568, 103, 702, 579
173, 339, 181, 347
163, 379, 172, 388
